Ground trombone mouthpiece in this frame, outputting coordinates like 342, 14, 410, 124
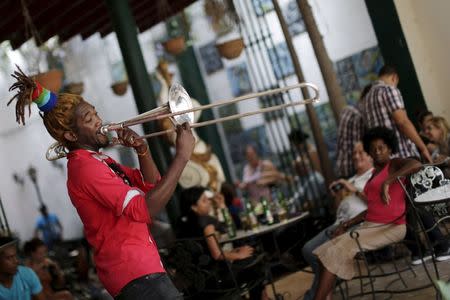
99, 125, 110, 135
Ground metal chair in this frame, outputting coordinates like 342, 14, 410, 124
337, 163, 450, 299
160, 234, 268, 299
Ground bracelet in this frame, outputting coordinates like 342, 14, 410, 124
136, 146, 149, 157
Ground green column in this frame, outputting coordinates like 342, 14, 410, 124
176, 46, 232, 182
365, 0, 427, 124
104, 0, 179, 221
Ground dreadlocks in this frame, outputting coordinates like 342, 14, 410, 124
7, 66, 84, 148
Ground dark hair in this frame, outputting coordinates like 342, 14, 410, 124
288, 129, 309, 144
220, 182, 236, 207
362, 127, 399, 154
360, 84, 372, 100
39, 205, 48, 215
416, 110, 433, 124
0, 236, 16, 249
378, 65, 398, 77
180, 187, 207, 216
23, 238, 46, 256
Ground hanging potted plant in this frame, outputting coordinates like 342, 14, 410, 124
162, 36, 185, 56
109, 60, 128, 96
64, 82, 84, 95
162, 13, 190, 56
111, 80, 128, 96
204, 0, 244, 60
19, 0, 64, 93
216, 37, 244, 60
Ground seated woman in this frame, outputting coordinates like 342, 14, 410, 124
312, 127, 421, 300
178, 187, 266, 299
301, 142, 373, 300
23, 238, 73, 300
178, 186, 254, 261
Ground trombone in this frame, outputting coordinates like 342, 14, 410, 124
46, 82, 319, 160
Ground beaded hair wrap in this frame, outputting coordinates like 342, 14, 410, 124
7, 65, 58, 125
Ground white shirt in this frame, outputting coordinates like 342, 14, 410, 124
335, 168, 373, 224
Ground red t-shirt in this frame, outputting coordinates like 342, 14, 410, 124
364, 162, 406, 225
66, 149, 165, 296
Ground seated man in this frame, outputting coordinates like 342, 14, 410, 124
24, 238, 73, 300
0, 236, 44, 300
301, 142, 373, 300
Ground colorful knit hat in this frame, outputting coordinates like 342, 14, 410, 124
8, 66, 58, 125
30, 81, 58, 113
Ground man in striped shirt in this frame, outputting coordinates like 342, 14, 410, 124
336, 106, 364, 178
359, 65, 431, 162
336, 84, 372, 178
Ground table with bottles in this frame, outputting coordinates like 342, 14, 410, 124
219, 211, 309, 244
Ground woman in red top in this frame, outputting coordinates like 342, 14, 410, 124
311, 127, 421, 300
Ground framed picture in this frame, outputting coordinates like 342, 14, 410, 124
268, 42, 295, 80
284, 0, 306, 36
227, 62, 253, 97
334, 46, 384, 105
352, 46, 384, 88
199, 41, 224, 75
153, 40, 176, 63
252, 0, 274, 16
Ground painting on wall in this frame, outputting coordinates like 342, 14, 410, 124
227, 62, 253, 97
198, 41, 224, 75
252, 0, 274, 16
268, 42, 295, 80
352, 47, 384, 87
283, 0, 306, 36
153, 40, 176, 63
335, 46, 384, 105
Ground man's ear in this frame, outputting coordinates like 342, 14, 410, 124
63, 131, 78, 142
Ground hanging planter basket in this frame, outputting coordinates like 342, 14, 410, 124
64, 82, 84, 95
111, 80, 128, 96
216, 37, 244, 60
162, 36, 186, 56
32, 69, 63, 93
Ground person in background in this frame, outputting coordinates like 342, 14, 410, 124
237, 145, 284, 203
178, 187, 254, 261
0, 236, 45, 300
288, 129, 321, 173
416, 110, 434, 137
335, 85, 371, 178
424, 116, 450, 159
221, 182, 244, 229
360, 65, 432, 162
24, 238, 73, 300
35, 205, 63, 250
301, 142, 373, 300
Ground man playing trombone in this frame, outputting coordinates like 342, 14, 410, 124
7, 67, 194, 299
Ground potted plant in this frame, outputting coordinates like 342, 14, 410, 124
111, 80, 128, 96
64, 82, 84, 95
162, 13, 190, 56
216, 37, 245, 59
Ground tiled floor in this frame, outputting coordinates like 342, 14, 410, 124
266, 258, 450, 299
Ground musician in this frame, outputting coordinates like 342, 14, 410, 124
8, 67, 194, 299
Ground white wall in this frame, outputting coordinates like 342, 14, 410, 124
0, 0, 379, 240
394, 0, 450, 118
